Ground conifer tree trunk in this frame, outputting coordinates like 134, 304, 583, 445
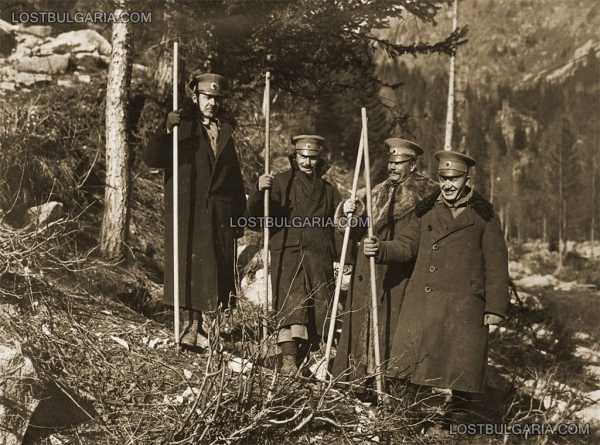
100, 4, 132, 259
591, 154, 596, 258
556, 142, 564, 273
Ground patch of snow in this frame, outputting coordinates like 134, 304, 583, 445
515, 274, 558, 289
512, 291, 543, 310
228, 356, 253, 374
584, 365, 600, 380
240, 267, 271, 307
575, 346, 600, 364
509, 260, 532, 278
574, 332, 591, 342
575, 389, 600, 426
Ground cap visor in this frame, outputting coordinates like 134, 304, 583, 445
438, 169, 466, 177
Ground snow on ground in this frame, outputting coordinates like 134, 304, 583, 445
515, 274, 559, 289
241, 267, 271, 307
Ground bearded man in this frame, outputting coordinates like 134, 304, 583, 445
332, 138, 437, 381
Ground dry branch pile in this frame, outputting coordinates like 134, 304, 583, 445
1, 218, 594, 445
0, 218, 442, 444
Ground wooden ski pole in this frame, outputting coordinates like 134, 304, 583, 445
262, 72, 271, 340
172, 41, 180, 349
362, 108, 384, 400
323, 122, 365, 374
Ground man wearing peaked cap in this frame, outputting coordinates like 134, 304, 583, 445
144, 71, 246, 350
363, 149, 509, 419
187, 72, 226, 97
246, 133, 342, 374
332, 137, 438, 389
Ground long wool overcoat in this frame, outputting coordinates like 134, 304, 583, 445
144, 116, 246, 312
246, 157, 341, 338
332, 173, 438, 379
377, 190, 509, 393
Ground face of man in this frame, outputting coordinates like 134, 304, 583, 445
195, 92, 219, 119
438, 173, 469, 203
388, 158, 415, 183
296, 152, 319, 175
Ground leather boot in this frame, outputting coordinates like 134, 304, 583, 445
278, 340, 299, 375
180, 320, 199, 347
280, 354, 299, 376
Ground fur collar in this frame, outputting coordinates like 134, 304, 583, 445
416, 189, 496, 221
367, 173, 438, 230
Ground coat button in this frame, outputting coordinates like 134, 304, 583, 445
432, 243, 439, 251
424, 286, 432, 293
429, 265, 437, 272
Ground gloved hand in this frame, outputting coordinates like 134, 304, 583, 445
483, 313, 504, 326
258, 174, 274, 191
363, 236, 379, 257
166, 111, 181, 133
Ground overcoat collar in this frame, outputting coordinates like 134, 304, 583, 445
416, 189, 496, 243
428, 201, 475, 243
177, 117, 232, 163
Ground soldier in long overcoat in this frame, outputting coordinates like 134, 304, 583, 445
332, 138, 437, 382
246, 135, 341, 373
144, 72, 246, 347
364, 151, 509, 403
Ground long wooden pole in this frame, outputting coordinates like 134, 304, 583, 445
362, 108, 384, 399
323, 122, 365, 374
172, 42, 180, 349
443, 0, 458, 152
262, 72, 271, 340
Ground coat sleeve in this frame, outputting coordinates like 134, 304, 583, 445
333, 198, 367, 241
330, 186, 343, 260
230, 140, 247, 219
144, 126, 171, 169
375, 211, 420, 264
482, 214, 510, 317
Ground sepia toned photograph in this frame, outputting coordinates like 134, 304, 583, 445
0, 0, 598, 443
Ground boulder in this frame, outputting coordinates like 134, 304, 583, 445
25, 202, 64, 228
0, 19, 15, 34
73, 52, 109, 71
76, 73, 91, 83
0, 340, 39, 445
14, 72, 51, 87
0, 81, 16, 91
14, 33, 44, 49
38, 30, 111, 56
20, 25, 52, 39
0, 66, 17, 79
57, 79, 73, 88
14, 54, 70, 75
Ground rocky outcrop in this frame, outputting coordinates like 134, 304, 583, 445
0, 20, 148, 93
25, 201, 64, 228
14, 54, 70, 75
0, 324, 39, 445
37, 29, 111, 56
